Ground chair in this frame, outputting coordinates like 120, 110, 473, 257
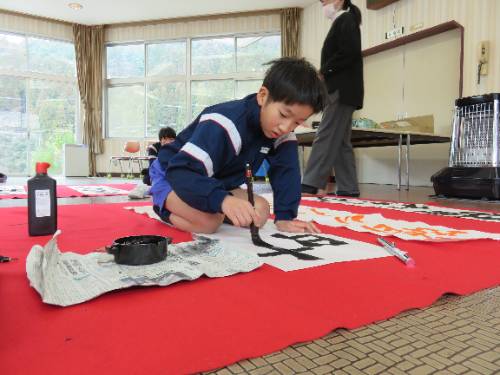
130, 142, 155, 177
108, 141, 141, 178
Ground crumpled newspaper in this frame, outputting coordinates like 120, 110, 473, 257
26, 231, 263, 307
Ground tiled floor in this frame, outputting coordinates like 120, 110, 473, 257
202, 185, 500, 375
2, 179, 499, 374
204, 287, 500, 375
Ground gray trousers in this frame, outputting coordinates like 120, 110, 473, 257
302, 91, 359, 193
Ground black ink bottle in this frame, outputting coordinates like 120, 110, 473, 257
28, 162, 57, 236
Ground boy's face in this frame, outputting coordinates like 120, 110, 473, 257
256, 86, 314, 139
160, 137, 175, 146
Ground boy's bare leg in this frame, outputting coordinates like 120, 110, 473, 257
229, 188, 270, 227
165, 191, 224, 234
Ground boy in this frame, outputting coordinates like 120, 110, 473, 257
150, 57, 326, 234
128, 126, 176, 199
143, 126, 176, 186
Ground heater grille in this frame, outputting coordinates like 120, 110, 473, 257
449, 96, 500, 167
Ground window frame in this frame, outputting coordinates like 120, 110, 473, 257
104, 31, 280, 139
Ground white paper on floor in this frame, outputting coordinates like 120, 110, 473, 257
125, 205, 390, 272
0, 185, 26, 195
68, 185, 130, 195
297, 206, 500, 242
302, 196, 500, 223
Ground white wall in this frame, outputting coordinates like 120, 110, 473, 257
301, 0, 499, 97
0, 10, 72, 40
300, 0, 500, 186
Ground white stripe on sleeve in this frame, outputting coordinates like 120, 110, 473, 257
200, 113, 242, 155
180, 142, 214, 177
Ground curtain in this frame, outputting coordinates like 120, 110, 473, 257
280, 8, 301, 58
73, 24, 104, 176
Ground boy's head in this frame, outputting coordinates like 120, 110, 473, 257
158, 126, 176, 145
257, 57, 326, 139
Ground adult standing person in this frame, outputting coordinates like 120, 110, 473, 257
301, 0, 364, 196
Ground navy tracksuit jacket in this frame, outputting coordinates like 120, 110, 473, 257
153, 94, 301, 221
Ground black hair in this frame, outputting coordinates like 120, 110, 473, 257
158, 126, 176, 140
262, 57, 326, 114
343, 0, 362, 25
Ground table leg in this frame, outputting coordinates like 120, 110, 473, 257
301, 145, 306, 174
406, 134, 411, 190
397, 134, 402, 190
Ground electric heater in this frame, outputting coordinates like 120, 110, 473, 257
431, 93, 500, 199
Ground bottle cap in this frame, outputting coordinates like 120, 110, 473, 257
35, 162, 51, 174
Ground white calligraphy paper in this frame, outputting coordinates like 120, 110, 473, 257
126, 206, 390, 272
297, 206, 500, 242
302, 196, 500, 223
0, 185, 26, 195
68, 185, 130, 196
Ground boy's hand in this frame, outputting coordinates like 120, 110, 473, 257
275, 219, 320, 233
221, 195, 261, 228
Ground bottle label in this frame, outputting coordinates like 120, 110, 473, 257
35, 189, 51, 217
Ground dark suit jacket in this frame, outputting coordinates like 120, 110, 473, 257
320, 11, 364, 109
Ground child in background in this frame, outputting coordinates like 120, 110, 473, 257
128, 126, 176, 199
150, 57, 326, 234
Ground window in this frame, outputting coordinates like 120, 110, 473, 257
147, 41, 187, 136
105, 33, 280, 138
147, 81, 186, 136
107, 85, 144, 138
27, 37, 76, 77
191, 80, 234, 120
236, 35, 281, 73
236, 80, 264, 99
192, 38, 235, 75
107, 44, 144, 78
148, 41, 186, 76
0, 32, 78, 176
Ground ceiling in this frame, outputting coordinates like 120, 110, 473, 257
0, 0, 317, 25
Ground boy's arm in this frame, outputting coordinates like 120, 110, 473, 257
163, 114, 240, 213
147, 142, 160, 166
268, 136, 320, 233
267, 133, 301, 221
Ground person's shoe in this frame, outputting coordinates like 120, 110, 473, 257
0, 173, 6, 183
301, 184, 318, 194
128, 184, 150, 199
329, 190, 360, 198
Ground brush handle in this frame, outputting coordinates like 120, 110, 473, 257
245, 163, 255, 206
245, 163, 260, 238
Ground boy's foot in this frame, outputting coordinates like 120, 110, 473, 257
301, 184, 318, 194
128, 184, 150, 199
328, 191, 360, 198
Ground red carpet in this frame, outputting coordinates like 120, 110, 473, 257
0, 201, 499, 375
0, 183, 135, 199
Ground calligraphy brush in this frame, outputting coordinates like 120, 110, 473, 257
245, 163, 274, 248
